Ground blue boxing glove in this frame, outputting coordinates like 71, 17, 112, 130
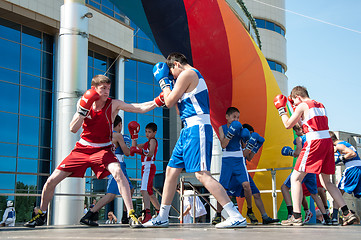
281, 146, 294, 157
153, 62, 172, 90
246, 132, 260, 151
334, 152, 346, 165
252, 136, 265, 153
240, 128, 251, 142
226, 121, 243, 140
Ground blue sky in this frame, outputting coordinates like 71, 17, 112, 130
285, 1, 361, 134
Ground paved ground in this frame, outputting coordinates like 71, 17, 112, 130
1, 223, 360, 240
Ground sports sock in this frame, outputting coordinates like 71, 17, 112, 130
262, 213, 269, 219
216, 212, 222, 217
332, 208, 339, 219
223, 201, 241, 218
247, 207, 253, 214
286, 205, 293, 215
341, 205, 349, 216
293, 212, 301, 219
157, 204, 171, 221
323, 214, 330, 221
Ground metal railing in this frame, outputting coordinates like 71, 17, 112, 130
179, 166, 293, 222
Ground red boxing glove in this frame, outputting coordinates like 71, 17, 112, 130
130, 146, 147, 156
154, 92, 165, 107
128, 121, 140, 140
78, 88, 100, 116
288, 95, 296, 111
273, 94, 287, 116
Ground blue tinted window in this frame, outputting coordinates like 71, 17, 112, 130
125, 60, 137, 81
101, 6, 114, 17
276, 63, 282, 73
0, 143, 17, 157
0, 67, 19, 84
156, 139, 163, 161
0, 39, 20, 70
138, 62, 153, 84
265, 21, 274, 31
0, 112, 18, 143
124, 111, 137, 135
137, 29, 148, 39
22, 73, 40, 88
0, 18, 21, 42
267, 60, 276, 70
20, 86, 40, 117
88, 0, 100, 9
154, 117, 163, 139
137, 83, 153, 103
255, 19, 265, 28
138, 115, 154, 136
154, 46, 162, 55
255, 18, 285, 36
0, 174, 15, 190
155, 161, 163, 173
42, 33, 53, 53
93, 68, 105, 76
0, 157, 16, 172
124, 80, 137, 103
137, 38, 154, 52
127, 168, 136, 179
275, 25, 281, 34
19, 116, 39, 145
22, 26, 42, 49
101, 0, 114, 9
21, 46, 41, 76
93, 53, 107, 71
16, 174, 37, 187
0, 81, 19, 113
18, 145, 39, 159
17, 158, 38, 173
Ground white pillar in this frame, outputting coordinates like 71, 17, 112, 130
113, 57, 125, 220
210, 130, 226, 219
53, 0, 90, 225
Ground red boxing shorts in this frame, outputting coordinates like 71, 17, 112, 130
57, 142, 118, 179
295, 138, 335, 175
141, 162, 156, 195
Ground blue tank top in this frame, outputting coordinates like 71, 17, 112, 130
221, 124, 242, 151
177, 69, 210, 121
337, 141, 360, 165
114, 132, 131, 155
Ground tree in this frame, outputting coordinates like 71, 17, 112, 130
15, 181, 36, 222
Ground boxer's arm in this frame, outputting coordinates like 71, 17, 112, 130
294, 137, 303, 157
219, 126, 230, 149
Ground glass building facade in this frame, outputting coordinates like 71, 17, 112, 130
0, 17, 54, 221
0, 1, 169, 222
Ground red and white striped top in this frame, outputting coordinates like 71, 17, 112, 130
141, 138, 158, 163
301, 99, 329, 135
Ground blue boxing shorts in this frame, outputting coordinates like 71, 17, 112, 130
338, 166, 361, 198
284, 172, 317, 195
168, 124, 213, 172
107, 162, 133, 195
227, 173, 260, 197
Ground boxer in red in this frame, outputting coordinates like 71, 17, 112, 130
24, 75, 164, 228
274, 86, 357, 226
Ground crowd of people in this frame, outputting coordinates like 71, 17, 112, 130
15, 52, 359, 229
